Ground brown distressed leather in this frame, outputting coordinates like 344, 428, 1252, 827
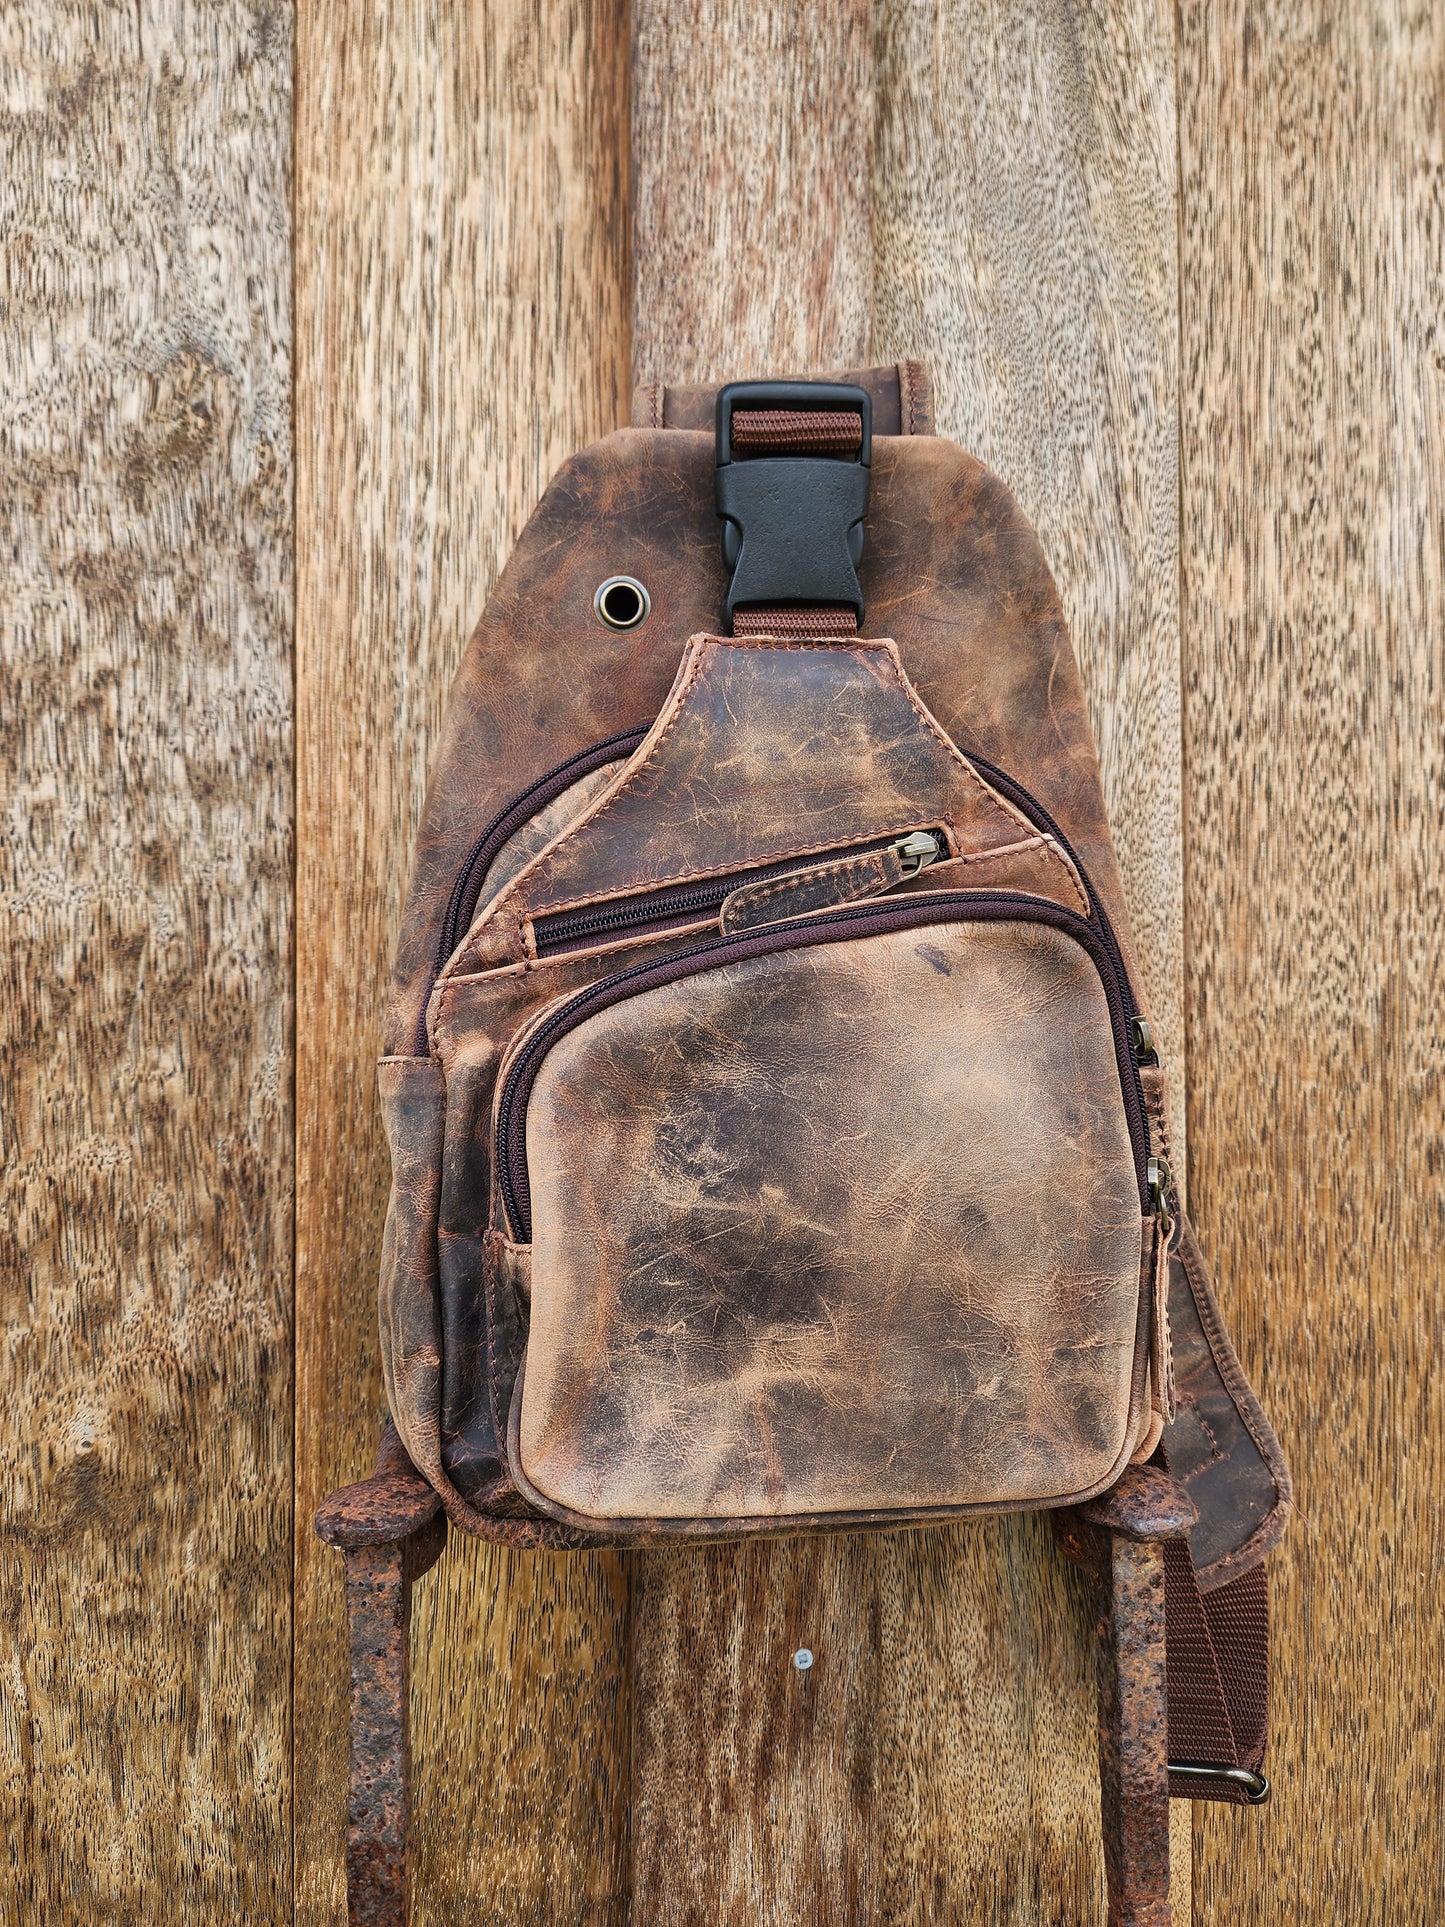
513, 919, 1148, 1529
476, 761, 625, 909
718, 843, 906, 934
427, 928, 726, 1512
387, 431, 1137, 1055
449, 636, 1088, 974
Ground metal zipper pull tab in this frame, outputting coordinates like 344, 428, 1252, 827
1147, 1154, 1174, 1240
1146, 1153, 1177, 1422
893, 830, 944, 877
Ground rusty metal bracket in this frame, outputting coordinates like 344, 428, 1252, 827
315, 1422, 447, 1927
1057, 1464, 1198, 1927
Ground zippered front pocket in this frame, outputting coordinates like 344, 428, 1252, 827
495, 892, 1152, 1532
531, 827, 947, 954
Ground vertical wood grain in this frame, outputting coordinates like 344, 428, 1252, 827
632, 2, 1188, 1920
873, 8, 1192, 1910
631, 1, 874, 387
292, 2, 631, 1920
0, 4, 294, 1921
1178, 5, 1445, 1921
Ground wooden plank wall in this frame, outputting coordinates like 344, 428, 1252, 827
1178, 4, 1445, 1921
6, 0, 1443, 1921
1, 8, 295, 1922
629, 2, 1188, 1920
291, 2, 631, 1921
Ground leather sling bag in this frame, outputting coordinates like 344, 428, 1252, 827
318, 364, 1290, 1926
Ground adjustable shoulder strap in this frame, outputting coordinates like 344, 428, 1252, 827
1157, 1210, 1285, 1804
1163, 1532, 1272, 1804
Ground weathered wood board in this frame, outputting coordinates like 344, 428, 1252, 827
8, 0, 1438, 1917
1178, 4, 1445, 1920
0, 5, 294, 1921
291, 1, 632, 1919
630, 1, 1189, 1919
631, 2, 874, 381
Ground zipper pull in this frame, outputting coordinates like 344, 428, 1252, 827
1131, 1015, 1159, 1065
893, 830, 944, 877
1147, 1154, 1174, 1241
1146, 1153, 1177, 1422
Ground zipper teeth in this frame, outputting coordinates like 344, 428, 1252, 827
496, 891, 1151, 1243
536, 872, 772, 948
966, 753, 1134, 1004
533, 834, 916, 952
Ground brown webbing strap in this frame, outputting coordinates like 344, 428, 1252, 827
730, 408, 864, 456
733, 606, 858, 638
1165, 1549, 1270, 1801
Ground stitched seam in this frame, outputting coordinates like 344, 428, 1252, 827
519, 636, 942, 912
437, 917, 718, 995
484, 1234, 507, 1446
1182, 1223, 1288, 1488
722, 859, 891, 933
491, 635, 1075, 920
727, 853, 885, 912
871, 641, 1097, 915
956, 838, 1044, 863
951, 836, 1091, 917
446, 906, 524, 983
1189, 1404, 1224, 1462
1195, 1507, 1292, 1593
901, 360, 915, 434
1171, 1215, 1295, 1587
886, 645, 1059, 833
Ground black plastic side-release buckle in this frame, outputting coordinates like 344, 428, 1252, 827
715, 380, 872, 625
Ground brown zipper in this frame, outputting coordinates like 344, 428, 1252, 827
530, 829, 944, 955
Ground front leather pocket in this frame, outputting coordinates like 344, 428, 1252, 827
494, 893, 1152, 1531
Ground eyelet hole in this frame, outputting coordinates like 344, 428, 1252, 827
594, 575, 650, 631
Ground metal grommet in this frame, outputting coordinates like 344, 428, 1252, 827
594, 575, 650, 631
